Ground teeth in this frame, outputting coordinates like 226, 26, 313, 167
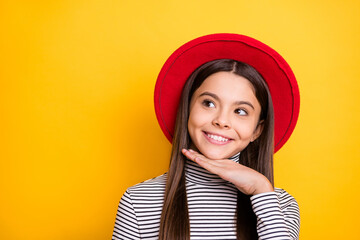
207, 134, 229, 142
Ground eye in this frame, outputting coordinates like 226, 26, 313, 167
234, 108, 247, 116
202, 99, 215, 108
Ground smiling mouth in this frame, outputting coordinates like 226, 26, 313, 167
203, 131, 233, 144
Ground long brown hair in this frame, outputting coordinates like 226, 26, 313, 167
159, 59, 274, 240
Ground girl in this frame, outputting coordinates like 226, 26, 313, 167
112, 34, 300, 240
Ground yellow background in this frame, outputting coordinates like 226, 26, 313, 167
1, 0, 359, 239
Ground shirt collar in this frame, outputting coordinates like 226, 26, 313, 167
184, 152, 240, 185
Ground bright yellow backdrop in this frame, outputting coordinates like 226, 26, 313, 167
1, 0, 359, 239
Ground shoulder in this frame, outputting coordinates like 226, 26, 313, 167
125, 173, 167, 197
119, 173, 167, 216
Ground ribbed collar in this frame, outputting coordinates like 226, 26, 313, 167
184, 152, 240, 185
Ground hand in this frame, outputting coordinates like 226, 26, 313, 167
182, 149, 274, 195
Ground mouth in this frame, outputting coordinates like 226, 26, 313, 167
203, 131, 233, 145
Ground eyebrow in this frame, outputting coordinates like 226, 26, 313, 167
199, 91, 255, 110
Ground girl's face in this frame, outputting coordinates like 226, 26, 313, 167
188, 71, 263, 160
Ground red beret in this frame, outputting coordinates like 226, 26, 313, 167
154, 33, 300, 153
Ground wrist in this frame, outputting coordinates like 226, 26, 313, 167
252, 177, 274, 195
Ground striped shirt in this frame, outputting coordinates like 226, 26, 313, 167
112, 154, 300, 239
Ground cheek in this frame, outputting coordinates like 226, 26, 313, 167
234, 120, 258, 138
188, 108, 209, 130
187, 112, 199, 137
187, 117, 197, 145
188, 107, 208, 138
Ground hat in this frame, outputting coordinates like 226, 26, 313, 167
154, 33, 300, 153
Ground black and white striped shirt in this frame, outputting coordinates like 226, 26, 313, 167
112, 154, 300, 239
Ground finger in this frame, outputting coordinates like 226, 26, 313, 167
182, 150, 219, 170
182, 149, 209, 164
182, 149, 228, 168
186, 149, 231, 165
194, 158, 223, 176
188, 149, 203, 158
181, 149, 197, 161
181, 149, 200, 158
182, 149, 211, 166
188, 149, 197, 153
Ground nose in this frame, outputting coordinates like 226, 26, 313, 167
212, 110, 231, 129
